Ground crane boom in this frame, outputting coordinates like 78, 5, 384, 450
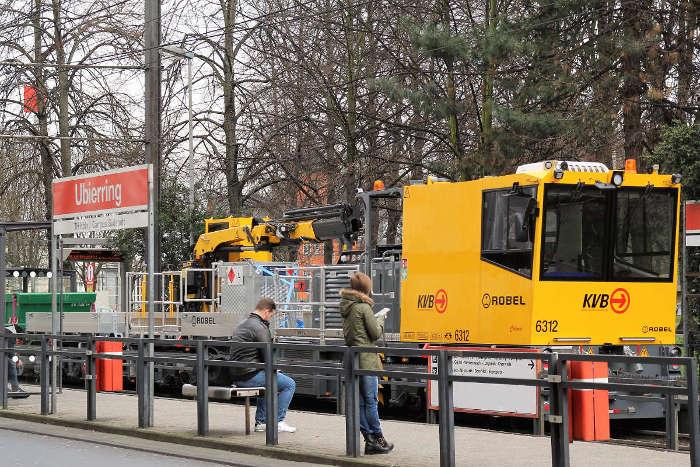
193, 203, 360, 263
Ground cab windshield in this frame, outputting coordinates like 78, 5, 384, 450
541, 184, 677, 281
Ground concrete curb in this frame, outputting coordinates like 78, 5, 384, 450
0, 411, 395, 467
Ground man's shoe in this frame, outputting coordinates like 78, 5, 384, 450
278, 420, 297, 433
8, 387, 29, 399
254, 422, 266, 432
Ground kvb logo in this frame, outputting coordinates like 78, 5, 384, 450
582, 288, 630, 313
417, 289, 448, 313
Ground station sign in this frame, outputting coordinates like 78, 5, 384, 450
52, 165, 150, 234
427, 346, 540, 418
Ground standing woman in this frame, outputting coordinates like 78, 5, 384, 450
340, 272, 394, 455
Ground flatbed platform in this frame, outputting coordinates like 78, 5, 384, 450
0, 385, 690, 466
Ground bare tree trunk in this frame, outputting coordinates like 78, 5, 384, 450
51, 0, 70, 176
481, 0, 497, 175
342, 0, 359, 201
441, 0, 465, 179
222, 0, 242, 215
677, 0, 695, 119
592, 0, 616, 166
34, 0, 53, 220
621, 0, 645, 162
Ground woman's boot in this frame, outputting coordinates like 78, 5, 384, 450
374, 432, 394, 453
362, 431, 391, 454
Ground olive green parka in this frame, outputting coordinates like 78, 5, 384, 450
339, 288, 385, 370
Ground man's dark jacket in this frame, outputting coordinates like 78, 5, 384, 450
227, 313, 271, 381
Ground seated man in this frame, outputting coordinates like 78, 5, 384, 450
229, 298, 297, 433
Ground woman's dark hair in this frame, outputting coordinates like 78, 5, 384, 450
349, 272, 371, 295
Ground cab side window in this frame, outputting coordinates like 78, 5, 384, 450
481, 186, 537, 277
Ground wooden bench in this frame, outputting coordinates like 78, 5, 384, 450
182, 383, 265, 434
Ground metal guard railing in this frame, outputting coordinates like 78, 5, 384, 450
0, 333, 697, 467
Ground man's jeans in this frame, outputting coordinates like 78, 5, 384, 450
359, 375, 381, 434
237, 370, 296, 424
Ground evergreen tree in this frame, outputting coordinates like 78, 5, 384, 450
648, 123, 700, 199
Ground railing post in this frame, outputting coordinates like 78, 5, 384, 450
0, 333, 7, 409
548, 353, 570, 467
40, 335, 50, 415
265, 342, 278, 445
196, 340, 209, 436
86, 336, 96, 421
344, 348, 360, 457
137, 339, 147, 428
665, 393, 679, 451
437, 350, 455, 467
687, 358, 700, 467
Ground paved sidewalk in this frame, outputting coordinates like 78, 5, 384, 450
0, 385, 690, 467
0, 417, 318, 467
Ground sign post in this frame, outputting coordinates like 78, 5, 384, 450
51, 165, 152, 416
684, 200, 700, 357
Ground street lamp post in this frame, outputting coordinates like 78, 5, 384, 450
162, 45, 196, 246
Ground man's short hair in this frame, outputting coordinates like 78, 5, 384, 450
255, 298, 276, 312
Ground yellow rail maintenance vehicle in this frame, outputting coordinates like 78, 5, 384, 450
399, 160, 681, 347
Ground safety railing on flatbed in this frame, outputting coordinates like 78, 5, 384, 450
0, 333, 697, 467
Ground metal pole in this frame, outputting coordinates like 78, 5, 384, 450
144, 0, 161, 275
58, 239, 64, 394
362, 194, 372, 275
86, 336, 96, 421
437, 351, 455, 467
682, 198, 690, 357
265, 342, 278, 446
187, 55, 195, 247
344, 348, 360, 457
144, 0, 161, 427
549, 353, 570, 467
0, 61, 144, 70
40, 335, 49, 415
196, 340, 208, 436
0, 228, 5, 329
137, 339, 147, 428
119, 262, 127, 314
50, 234, 58, 414
0, 230, 6, 410
688, 358, 700, 467
0, 134, 145, 142
146, 165, 155, 426
0, 334, 7, 409
665, 394, 678, 451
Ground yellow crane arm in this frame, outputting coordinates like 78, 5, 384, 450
193, 204, 359, 261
